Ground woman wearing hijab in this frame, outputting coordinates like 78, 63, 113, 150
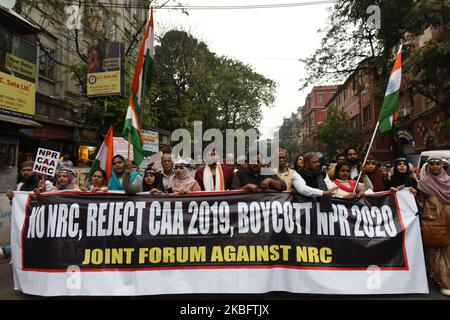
108, 155, 142, 192
50, 167, 79, 192
143, 168, 166, 194
417, 158, 450, 296
389, 158, 417, 190
167, 159, 201, 194
362, 156, 390, 192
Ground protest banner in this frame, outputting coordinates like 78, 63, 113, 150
11, 190, 428, 296
0, 194, 11, 247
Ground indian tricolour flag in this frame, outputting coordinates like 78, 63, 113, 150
378, 45, 402, 133
88, 126, 114, 181
131, 6, 154, 113
122, 97, 153, 165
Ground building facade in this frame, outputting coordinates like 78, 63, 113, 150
0, 1, 164, 184
299, 85, 339, 151
323, 27, 449, 163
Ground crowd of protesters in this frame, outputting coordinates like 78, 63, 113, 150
2, 147, 450, 296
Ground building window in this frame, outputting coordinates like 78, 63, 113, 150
363, 105, 372, 123
0, 143, 16, 169
399, 90, 413, 117
317, 94, 324, 104
39, 48, 56, 80
351, 115, 359, 128
125, 0, 131, 11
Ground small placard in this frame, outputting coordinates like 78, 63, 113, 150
33, 147, 60, 177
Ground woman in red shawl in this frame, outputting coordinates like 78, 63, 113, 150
418, 158, 450, 296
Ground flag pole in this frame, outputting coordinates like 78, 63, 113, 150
352, 44, 402, 193
139, 5, 152, 129
352, 120, 380, 193
127, 131, 131, 160
139, 71, 147, 129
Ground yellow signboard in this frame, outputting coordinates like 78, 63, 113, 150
87, 71, 121, 96
102, 58, 120, 69
5, 53, 37, 79
0, 71, 36, 115
86, 42, 123, 97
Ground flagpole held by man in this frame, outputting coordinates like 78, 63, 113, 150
353, 45, 402, 192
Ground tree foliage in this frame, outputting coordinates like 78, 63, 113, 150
299, 0, 449, 103
151, 30, 276, 132
314, 106, 361, 159
404, 3, 450, 109
20, 1, 276, 138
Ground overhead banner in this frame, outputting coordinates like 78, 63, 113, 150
0, 27, 37, 117
87, 42, 124, 97
11, 190, 428, 296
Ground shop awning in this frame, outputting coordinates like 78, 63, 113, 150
0, 114, 42, 127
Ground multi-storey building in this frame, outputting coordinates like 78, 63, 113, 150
0, 1, 154, 177
298, 85, 338, 151
324, 26, 449, 162
324, 61, 393, 160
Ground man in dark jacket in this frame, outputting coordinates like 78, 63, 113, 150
232, 154, 286, 192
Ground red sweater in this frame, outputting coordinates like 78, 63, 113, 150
195, 165, 235, 191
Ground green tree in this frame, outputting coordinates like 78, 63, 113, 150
314, 106, 361, 159
214, 57, 276, 132
299, 0, 447, 96
151, 30, 276, 132
280, 139, 301, 165
404, 2, 450, 111
151, 30, 218, 131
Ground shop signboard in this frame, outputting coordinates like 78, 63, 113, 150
0, 26, 37, 118
87, 42, 124, 97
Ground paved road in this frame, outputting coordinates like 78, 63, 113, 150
1, 258, 448, 300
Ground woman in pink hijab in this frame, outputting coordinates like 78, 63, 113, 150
167, 159, 201, 194
418, 158, 450, 296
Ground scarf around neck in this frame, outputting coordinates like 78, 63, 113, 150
390, 167, 416, 188
203, 163, 225, 191
366, 170, 386, 192
332, 179, 357, 193
168, 168, 197, 192
108, 170, 140, 191
418, 169, 450, 203
143, 173, 165, 192
299, 168, 327, 191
